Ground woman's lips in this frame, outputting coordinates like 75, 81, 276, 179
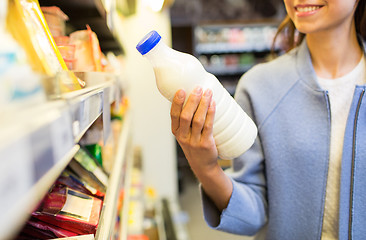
295, 5, 323, 17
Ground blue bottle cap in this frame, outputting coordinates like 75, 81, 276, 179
136, 30, 162, 55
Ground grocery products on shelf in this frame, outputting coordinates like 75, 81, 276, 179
40, 6, 69, 38
32, 185, 103, 235
122, 148, 162, 240
69, 26, 103, 72
17, 217, 79, 239
1, 3, 127, 231
41, 6, 76, 72
70, 147, 109, 193
5, 0, 123, 99
0, 0, 46, 114
194, 23, 282, 77
194, 24, 281, 53
7, 0, 82, 93
0, 37, 47, 113
38, 0, 123, 55
1, 0, 134, 239
52, 235, 95, 240
12, 94, 130, 239
56, 170, 105, 199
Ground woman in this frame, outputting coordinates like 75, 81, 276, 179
170, 0, 366, 239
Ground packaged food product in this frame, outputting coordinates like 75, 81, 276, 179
23, 217, 78, 238
15, 223, 58, 239
50, 234, 95, 240
85, 144, 103, 167
64, 58, 77, 70
0, 0, 47, 111
73, 147, 109, 186
68, 148, 109, 193
57, 170, 105, 199
57, 44, 76, 60
6, 0, 82, 93
40, 6, 68, 37
69, 25, 102, 72
32, 185, 102, 235
54, 36, 70, 45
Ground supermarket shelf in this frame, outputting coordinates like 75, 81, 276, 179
118, 138, 134, 240
1, 145, 81, 240
0, 100, 77, 239
66, 88, 104, 142
0, 79, 119, 240
63, 78, 118, 142
96, 112, 132, 240
195, 43, 274, 54
194, 22, 280, 55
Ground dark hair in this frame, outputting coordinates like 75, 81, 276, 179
273, 0, 366, 52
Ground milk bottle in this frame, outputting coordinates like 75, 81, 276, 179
136, 30, 257, 160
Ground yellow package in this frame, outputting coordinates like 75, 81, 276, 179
6, 0, 82, 93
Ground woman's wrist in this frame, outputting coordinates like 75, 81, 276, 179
194, 162, 233, 211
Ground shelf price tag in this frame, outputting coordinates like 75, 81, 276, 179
88, 91, 103, 123
30, 124, 54, 181
50, 109, 74, 163
69, 90, 104, 141
103, 88, 111, 145
79, 98, 91, 133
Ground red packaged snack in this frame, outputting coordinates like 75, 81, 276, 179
33, 185, 103, 235
56, 170, 105, 199
26, 217, 79, 238
16, 223, 57, 239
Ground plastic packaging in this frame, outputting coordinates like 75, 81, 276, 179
6, 0, 82, 92
32, 185, 102, 235
136, 30, 257, 159
40, 6, 68, 37
69, 25, 102, 72
0, 0, 46, 113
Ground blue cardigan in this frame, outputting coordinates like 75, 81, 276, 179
201, 39, 366, 240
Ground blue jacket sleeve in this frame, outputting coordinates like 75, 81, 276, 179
200, 72, 268, 236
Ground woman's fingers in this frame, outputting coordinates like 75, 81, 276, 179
171, 89, 186, 135
171, 87, 215, 147
179, 87, 203, 137
201, 99, 215, 140
191, 89, 213, 142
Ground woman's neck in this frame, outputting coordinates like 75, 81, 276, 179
307, 23, 363, 79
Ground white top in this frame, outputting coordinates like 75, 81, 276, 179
317, 56, 366, 240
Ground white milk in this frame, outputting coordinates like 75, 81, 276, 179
136, 30, 257, 159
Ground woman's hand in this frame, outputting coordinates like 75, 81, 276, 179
170, 86, 233, 211
170, 87, 218, 173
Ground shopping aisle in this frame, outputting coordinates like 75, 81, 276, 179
179, 167, 254, 240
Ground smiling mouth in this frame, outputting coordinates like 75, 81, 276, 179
295, 5, 323, 13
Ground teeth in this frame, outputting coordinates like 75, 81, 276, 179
297, 6, 320, 12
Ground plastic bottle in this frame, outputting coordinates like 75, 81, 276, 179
136, 30, 257, 160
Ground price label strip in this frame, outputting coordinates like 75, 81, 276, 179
103, 87, 111, 145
